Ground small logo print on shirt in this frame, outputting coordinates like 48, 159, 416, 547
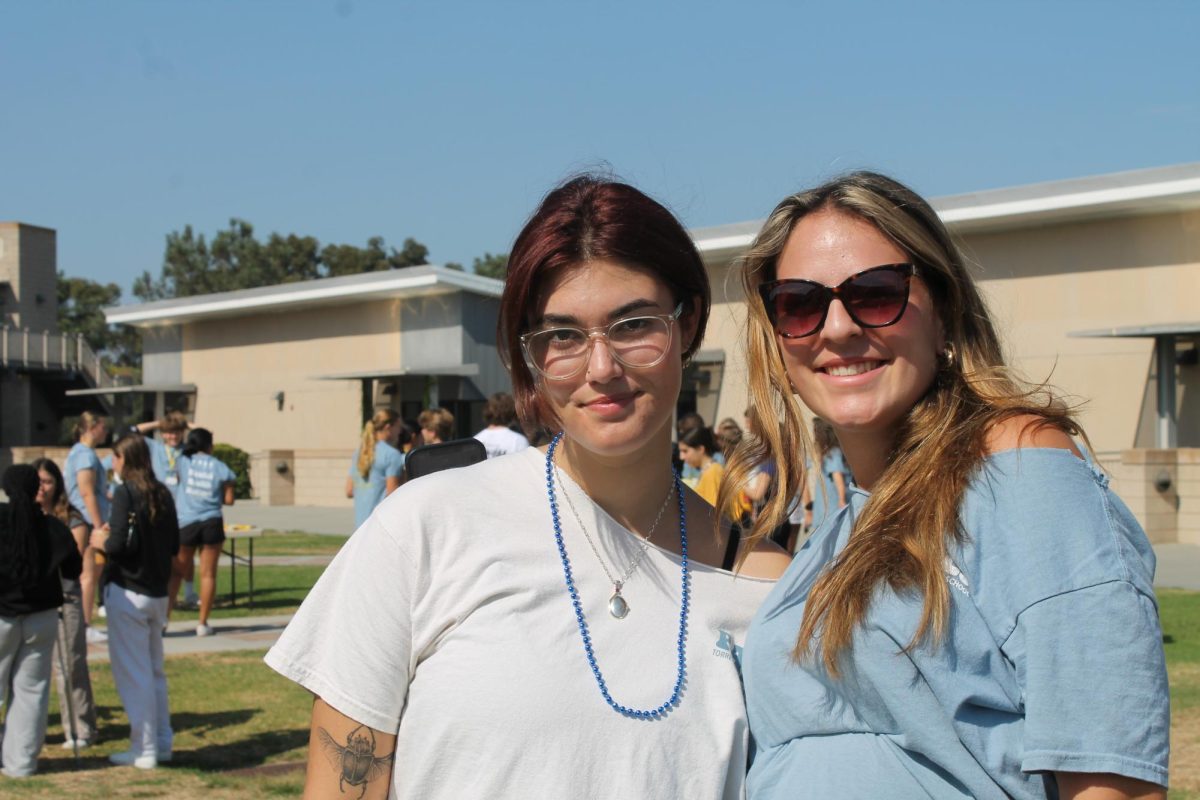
945, 558, 970, 596
714, 630, 745, 673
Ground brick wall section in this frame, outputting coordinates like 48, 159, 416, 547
250, 450, 295, 506
292, 449, 354, 508
1116, 450, 1181, 544
1179, 448, 1200, 545
3, 446, 109, 474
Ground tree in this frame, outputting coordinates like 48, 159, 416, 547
58, 273, 141, 366
135, 220, 433, 301
472, 252, 508, 280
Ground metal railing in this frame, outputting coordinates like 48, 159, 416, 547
0, 327, 119, 390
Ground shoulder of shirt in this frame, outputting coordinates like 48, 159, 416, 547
984, 414, 1081, 457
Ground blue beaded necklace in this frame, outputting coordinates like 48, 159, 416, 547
545, 432, 690, 719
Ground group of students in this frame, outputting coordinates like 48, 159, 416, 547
266, 172, 1171, 798
0, 412, 236, 776
347, 394, 532, 526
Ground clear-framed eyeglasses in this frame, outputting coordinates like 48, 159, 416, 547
520, 302, 684, 381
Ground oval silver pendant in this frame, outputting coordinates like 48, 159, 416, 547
609, 592, 629, 619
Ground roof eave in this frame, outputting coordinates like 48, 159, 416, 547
106, 266, 503, 327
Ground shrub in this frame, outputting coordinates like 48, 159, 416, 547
214, 443, 253, 499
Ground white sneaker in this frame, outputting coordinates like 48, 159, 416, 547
61, 738, 92, 750
85, 627, 107, 644
195, 623, 213, 637
97, 605, 107, 618
109, 750, 157, 769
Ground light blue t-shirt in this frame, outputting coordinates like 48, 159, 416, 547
809, 447, 850, 529
65, 442, 110, 527
349, 441, 405, 528
744, 448, 1169, 799
146, 437, 183, 495
175, 452, 237, 528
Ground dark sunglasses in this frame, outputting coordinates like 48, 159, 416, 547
758, 263, 916, 339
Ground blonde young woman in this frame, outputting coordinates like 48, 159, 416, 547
64, 411, 109, 639
345, 409, 405, 528
267, 176, 789, 799
726, 172, 1169, 799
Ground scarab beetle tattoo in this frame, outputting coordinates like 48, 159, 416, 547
318, 724, 395, 798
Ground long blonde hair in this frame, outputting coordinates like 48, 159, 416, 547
357, 409, 399, 479
73, 410, 106, 444
720, 171, 1081, 675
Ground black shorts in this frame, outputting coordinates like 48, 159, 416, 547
180, 517, 226, 548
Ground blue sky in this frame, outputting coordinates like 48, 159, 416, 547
2, 1, 1198, 300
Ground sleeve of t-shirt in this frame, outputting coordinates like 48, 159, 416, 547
383, 448, 405, 478
264, 511, 418, 732
176, 456, 190, 485
217, 459, 236, 485
1003, 580, 1169, 786
826, 448, 847, 476
348, 449, 360, 479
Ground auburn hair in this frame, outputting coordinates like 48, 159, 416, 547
497, 174, 711, 433
721, 171, 1081, 675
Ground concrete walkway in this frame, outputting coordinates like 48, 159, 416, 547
1149, 543, 1200, 591
86, 613, 296, 663
224, 499, 354, 537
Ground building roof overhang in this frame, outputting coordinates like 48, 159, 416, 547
106, 265, 503, 328
692, 162, 1200, 264
1069, 322, 1200, 339
315, 364, 481, 380
65, 382, 198, 397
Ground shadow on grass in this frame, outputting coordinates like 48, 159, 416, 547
177, 728, 310, 771
41, 708, 307, 774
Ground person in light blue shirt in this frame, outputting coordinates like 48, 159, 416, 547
133, 412, 189, 495
64, 410, 111, 634
135, 412, 196, 606
727, 171, 1168, 799
346, 408, 405, 529
169, 428, 235, 637
806, 418, 850, 531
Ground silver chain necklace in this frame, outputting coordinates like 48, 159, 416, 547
554, 458, 675, 620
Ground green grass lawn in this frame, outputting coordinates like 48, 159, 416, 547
3, 650, 311, 799
251, 530, 349, 557
1159, 590, 1200, 799
89, 565, 328, 624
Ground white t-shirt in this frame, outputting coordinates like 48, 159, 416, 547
265, 446, 775, 799
473, 425, 531, 458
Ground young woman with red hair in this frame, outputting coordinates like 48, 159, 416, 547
268, 175, 789, 799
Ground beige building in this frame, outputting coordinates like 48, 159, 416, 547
103, 266, 507, 507
103, 163, 1199, 540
